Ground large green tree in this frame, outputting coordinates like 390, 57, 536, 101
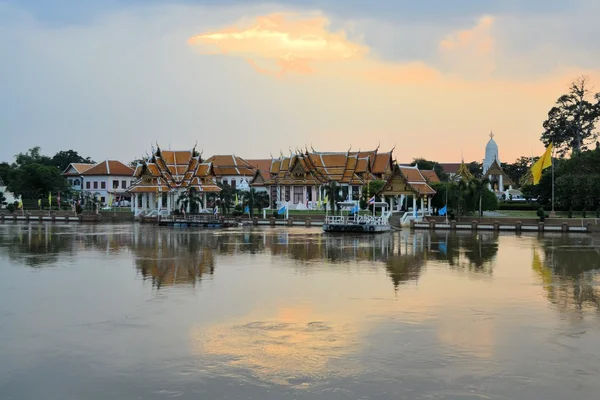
502, 157, 533, 188
322, 181, 343, 212
14, 147, 52, 167
7, 163, 70, 200
541, 76, 600, 157
0, 162, 12, 186
51, 150, 95, 171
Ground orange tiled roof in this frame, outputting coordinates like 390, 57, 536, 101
128, 145, 221, 193
205, 155, 257, 177
420, 170, 441, 183
263, 148, 394, 186
62, 163, 95, 176
247, 159, 272, 180
81, 160, 135, 176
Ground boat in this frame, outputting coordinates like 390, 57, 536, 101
323, 201, 392, 233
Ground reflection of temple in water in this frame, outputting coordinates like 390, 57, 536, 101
132, 226, 216, 289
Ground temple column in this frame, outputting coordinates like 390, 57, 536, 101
302, 186, 306, 206
427, 196, 432, 213
134, 194, 138, 214
412, 196, 417, 216
203, 192, 207, 210
420, 197, 424, 216
499, 175, 504, 192
141, 193, 147, 210
158, 193, 163, 211
166, 193, 171, 212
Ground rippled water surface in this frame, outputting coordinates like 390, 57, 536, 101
1, 223, 600, 399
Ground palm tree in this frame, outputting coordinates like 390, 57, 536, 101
469, 177, 491, 218
242, 188, 256, 218
177, 187, 203, 214
322, 181, 343, 212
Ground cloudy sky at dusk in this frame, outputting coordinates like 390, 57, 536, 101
2, 0, 599, 164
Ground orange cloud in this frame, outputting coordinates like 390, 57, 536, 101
188, 13, 367, 76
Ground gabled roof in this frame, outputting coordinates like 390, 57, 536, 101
128, 145, 221, 193
456, 162, 474, 181
205, 155, 256, 177
247, 159, 272, 180
420, 169, 441, 183
81, 160, 134, 176
484, 159, 513, 185
439, 163, 461, 175
62, 163, 96, 176
263, 148, 394, 186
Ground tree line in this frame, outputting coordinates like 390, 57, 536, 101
1, 147, 95, 208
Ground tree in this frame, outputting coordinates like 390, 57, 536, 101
467, 162, 483, 178
241, 188, 257, 218
7, 163, 70, 200
411, 158, 448, 181
216, 182, 236, 214
469, 177, 492, 217
359, 180, 386, 209
254, 190, 270, 213
0, 191, 6, 208
0, 162, 13, 186
128, 158, 146, 168
541, 76, 600, 157
322, 181, 343, 212
502, 157, 534, 188
177, 187, 203, 214
51, 150, 95, 171
14, 147, 52, 167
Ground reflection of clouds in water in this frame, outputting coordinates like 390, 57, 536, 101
191, 306, 361, 387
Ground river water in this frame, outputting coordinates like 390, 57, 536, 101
0, 223, 599, 399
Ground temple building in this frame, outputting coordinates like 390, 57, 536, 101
379, 165, 437, 214
482, 132, 512, 192
128, 146, 221, 215
255, 147, 395, 209
205, 155, 258, 191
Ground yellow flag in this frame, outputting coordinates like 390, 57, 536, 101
530, 143, 553, 185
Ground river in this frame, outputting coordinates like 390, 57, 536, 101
1, 223, 599, 399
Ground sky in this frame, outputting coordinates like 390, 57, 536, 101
2, 0, 600, 165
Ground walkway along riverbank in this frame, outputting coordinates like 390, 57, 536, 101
2, 211, 599, 233
412, 216, 599, 233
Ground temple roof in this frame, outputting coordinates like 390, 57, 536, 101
128, 146, 220, 193
456, 161, 474, 181
420, 170, 441, 183
262, 148, 394, 186
205, 155, 257, 177
379, 164, 436, 196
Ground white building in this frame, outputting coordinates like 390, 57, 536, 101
482, 132, 512, 193
62, 163, 95, 192
80, 160, 135, 205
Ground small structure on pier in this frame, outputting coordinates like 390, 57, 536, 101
128, 145, 221, 216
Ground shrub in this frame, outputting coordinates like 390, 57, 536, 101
6, 203, 15, 213
75, 204, 82, 215
596, 207, 600, 218
536, 207, 545, 222
568, 207, 573, 218
582, 208, 587, 218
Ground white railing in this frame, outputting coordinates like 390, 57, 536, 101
325, 213, 390, 226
